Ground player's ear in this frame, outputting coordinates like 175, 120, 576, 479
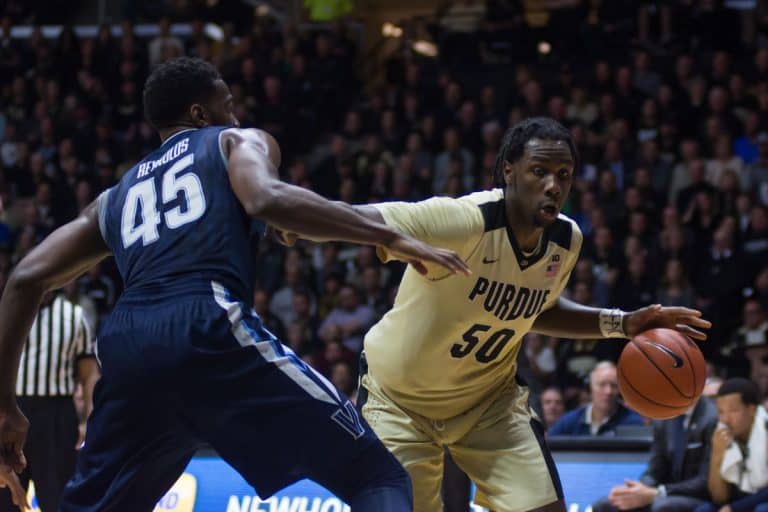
189, 103, 208, 127
503, 161, 515, 185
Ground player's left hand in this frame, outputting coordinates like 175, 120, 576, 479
624, 305, 712, 341
0, 465, 28, 510
608, 480, 657, 510
0, 402, 28, 474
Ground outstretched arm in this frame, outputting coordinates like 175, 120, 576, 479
0, 202, 109, 400
531, 297, 711, 340
271, 205, 387, 246
0, 201, 110, 471
225, 128, 393, 244
224, 128, 469, 276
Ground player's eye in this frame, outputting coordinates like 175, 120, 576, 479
531, 167, 546, 177
558, 169, 571, 180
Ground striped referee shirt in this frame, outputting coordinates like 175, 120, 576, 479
16, 295, 95, 397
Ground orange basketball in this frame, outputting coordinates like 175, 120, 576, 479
617, 328, 706, 419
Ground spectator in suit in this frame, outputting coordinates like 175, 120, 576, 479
548, 361, 645, 436
592, 397, 719, 512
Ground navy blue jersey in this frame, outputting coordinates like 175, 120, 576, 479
98, 127, 263, 303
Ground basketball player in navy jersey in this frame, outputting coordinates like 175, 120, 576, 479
0, 57, 470, 511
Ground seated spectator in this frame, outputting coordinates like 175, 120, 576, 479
319, 284, 375, 352
746, 267, 768, 309
592, 396, 718, 512
742, 133, 768, 205
695, 379, 768, 512
253, 289, 285, 340
742, 205, 768, 278
523, 332, 558, 388
541, 387, 566, 431
269, 261, 308, 327
706, 135, 744, 188
721, 299, 768, 383
549, 362, 645, 436
330, 361, 356, 401
657, 259, 696, 308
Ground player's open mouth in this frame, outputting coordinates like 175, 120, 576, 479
540, 205, 558, 217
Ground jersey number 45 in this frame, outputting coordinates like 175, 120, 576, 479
121, 154, 207, 248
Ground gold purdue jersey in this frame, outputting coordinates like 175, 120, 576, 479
364, 188, 582, 420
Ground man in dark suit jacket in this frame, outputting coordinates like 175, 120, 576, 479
593, 397, 719, 512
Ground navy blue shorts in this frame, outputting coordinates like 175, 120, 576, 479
61, 282, 385, 511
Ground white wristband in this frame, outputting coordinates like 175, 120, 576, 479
599, 308, 627, 338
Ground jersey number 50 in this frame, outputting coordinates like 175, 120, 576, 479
121, 154, 206, 248
450, 323, 515, 363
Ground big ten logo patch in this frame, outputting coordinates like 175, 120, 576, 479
154, 473, 197, 512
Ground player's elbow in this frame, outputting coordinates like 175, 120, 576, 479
7, 262, 48, 297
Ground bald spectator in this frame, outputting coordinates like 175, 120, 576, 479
549, 362, 645, 436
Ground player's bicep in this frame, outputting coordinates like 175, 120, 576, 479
12, 201, 111, 292
223, 128, 282, 216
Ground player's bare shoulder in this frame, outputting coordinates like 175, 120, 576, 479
219, 127, 281, 173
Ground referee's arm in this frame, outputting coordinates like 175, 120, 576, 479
74, 312, 100, 448
0, 200, 111, 472
76, 358, 99, 448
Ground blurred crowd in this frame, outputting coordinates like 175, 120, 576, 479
0, 0, 766, 427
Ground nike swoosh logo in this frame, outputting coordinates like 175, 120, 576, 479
643, 341, 684, 368
482, 257, 499, 264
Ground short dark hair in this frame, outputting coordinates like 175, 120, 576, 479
717, 378, 760, 405
143, 57, 222, 129
492, 117, 578, 187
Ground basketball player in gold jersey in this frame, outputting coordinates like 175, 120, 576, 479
280, 117, 711, 512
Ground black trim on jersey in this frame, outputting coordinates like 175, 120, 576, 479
477, 198, 572, 270
530, 417, 565, 500
479, 199, 506, 232
548, 218, 572, 251
356, 351, 369, 414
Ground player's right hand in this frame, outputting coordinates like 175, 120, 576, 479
0, 401, 29, 474
0, 465, 28, 510
385, 235, 471, 277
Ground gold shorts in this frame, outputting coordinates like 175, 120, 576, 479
360, 374, 562, 512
